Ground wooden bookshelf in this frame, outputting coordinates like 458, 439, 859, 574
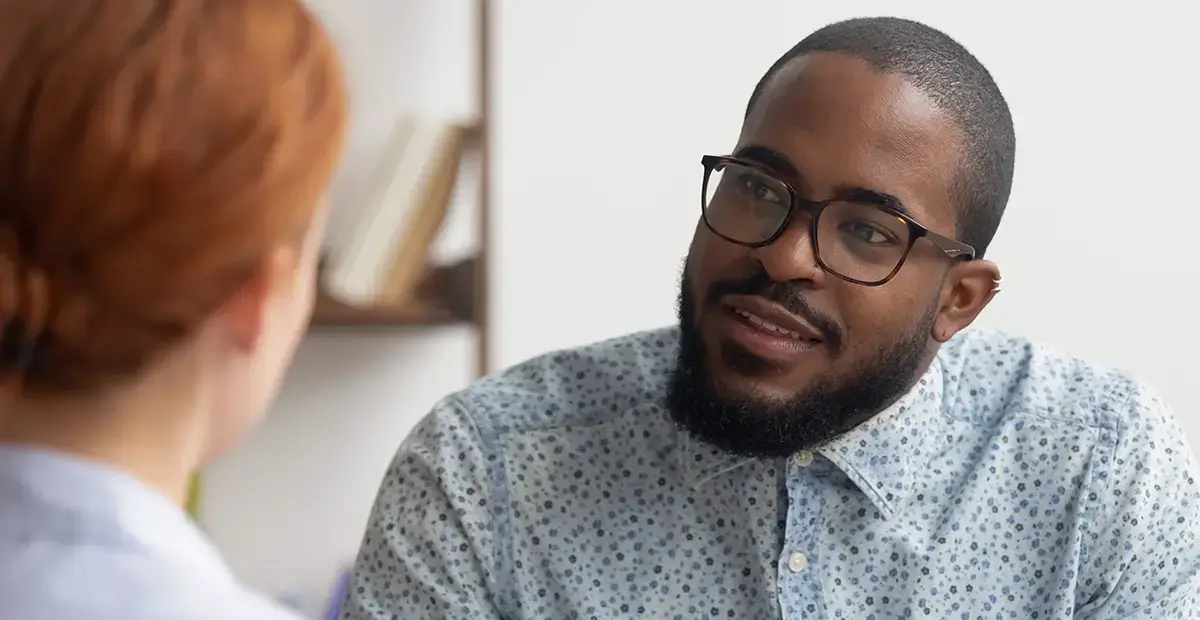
306, 0, 492, 376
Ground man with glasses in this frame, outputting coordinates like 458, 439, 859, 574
344, 17, 1199, 620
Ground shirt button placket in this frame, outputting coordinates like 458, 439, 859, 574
777, 450, 824, 618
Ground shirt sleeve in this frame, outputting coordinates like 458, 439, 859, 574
1076, 383, 1200, 617
341, 397, 504, 620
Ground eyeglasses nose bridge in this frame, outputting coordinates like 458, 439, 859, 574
753, 207, 824, 280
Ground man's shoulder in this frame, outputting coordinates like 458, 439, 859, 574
938, 327, 1166, 433
446, 327, 680, 438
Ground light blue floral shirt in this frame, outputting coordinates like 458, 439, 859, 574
344, 327, 1200, 619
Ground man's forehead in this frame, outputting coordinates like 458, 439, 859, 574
741, 52, 963, 230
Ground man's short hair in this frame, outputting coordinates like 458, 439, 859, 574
746, 17, 1016, 256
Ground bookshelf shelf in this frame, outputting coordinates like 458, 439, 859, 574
310, 256, 477, 329
310, 294, 459, 327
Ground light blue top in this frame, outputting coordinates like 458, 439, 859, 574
0, 445, 302, 620
343, 327, 1200, 619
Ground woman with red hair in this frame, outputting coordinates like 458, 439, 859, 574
0, 1, 347, 617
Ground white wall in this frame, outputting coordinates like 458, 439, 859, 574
205, 0, 1200, 615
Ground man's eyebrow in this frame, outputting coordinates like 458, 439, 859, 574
733, 144, 798, 175
836, 186, 913, 218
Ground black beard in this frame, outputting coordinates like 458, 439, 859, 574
666, 266, 934, 458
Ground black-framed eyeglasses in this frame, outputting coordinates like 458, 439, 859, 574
700, 155, 976, 286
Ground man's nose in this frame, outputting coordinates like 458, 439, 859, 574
752, 213, 828, 286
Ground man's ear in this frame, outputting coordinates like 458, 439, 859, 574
931, 259, 1001, 343
216, 245, 299, 353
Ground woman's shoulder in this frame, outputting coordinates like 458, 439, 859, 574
0, 447, 302, 620
0, 541, 304, 620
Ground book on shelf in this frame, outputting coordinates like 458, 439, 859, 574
321, 114, 471, 310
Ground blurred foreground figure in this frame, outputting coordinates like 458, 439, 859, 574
0, 1, 346, 618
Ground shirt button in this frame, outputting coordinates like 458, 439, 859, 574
787, 552, 809, 573
793, 451, 814, 467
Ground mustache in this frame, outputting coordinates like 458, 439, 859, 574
704, 269, 843, 349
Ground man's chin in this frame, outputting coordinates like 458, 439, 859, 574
705, 363, 809, 406
666, 388, 823, 459
667, 352, 830, 458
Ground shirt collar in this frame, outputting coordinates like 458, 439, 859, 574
0, 444, 232, 580
680, 358, 947, 519
818, 358, 946, 519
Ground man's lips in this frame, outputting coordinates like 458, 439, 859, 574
719, 294, 824, 343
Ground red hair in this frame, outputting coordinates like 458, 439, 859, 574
0, 0, 347, 395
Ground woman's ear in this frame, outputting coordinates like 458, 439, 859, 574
215, 245, 300, 353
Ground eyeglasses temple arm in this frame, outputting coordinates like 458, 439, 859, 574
924, 230, 977, 260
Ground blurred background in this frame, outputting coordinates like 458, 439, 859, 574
195, 0, 1199, 615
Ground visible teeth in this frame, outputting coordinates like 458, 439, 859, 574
735, 309, 803, 340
